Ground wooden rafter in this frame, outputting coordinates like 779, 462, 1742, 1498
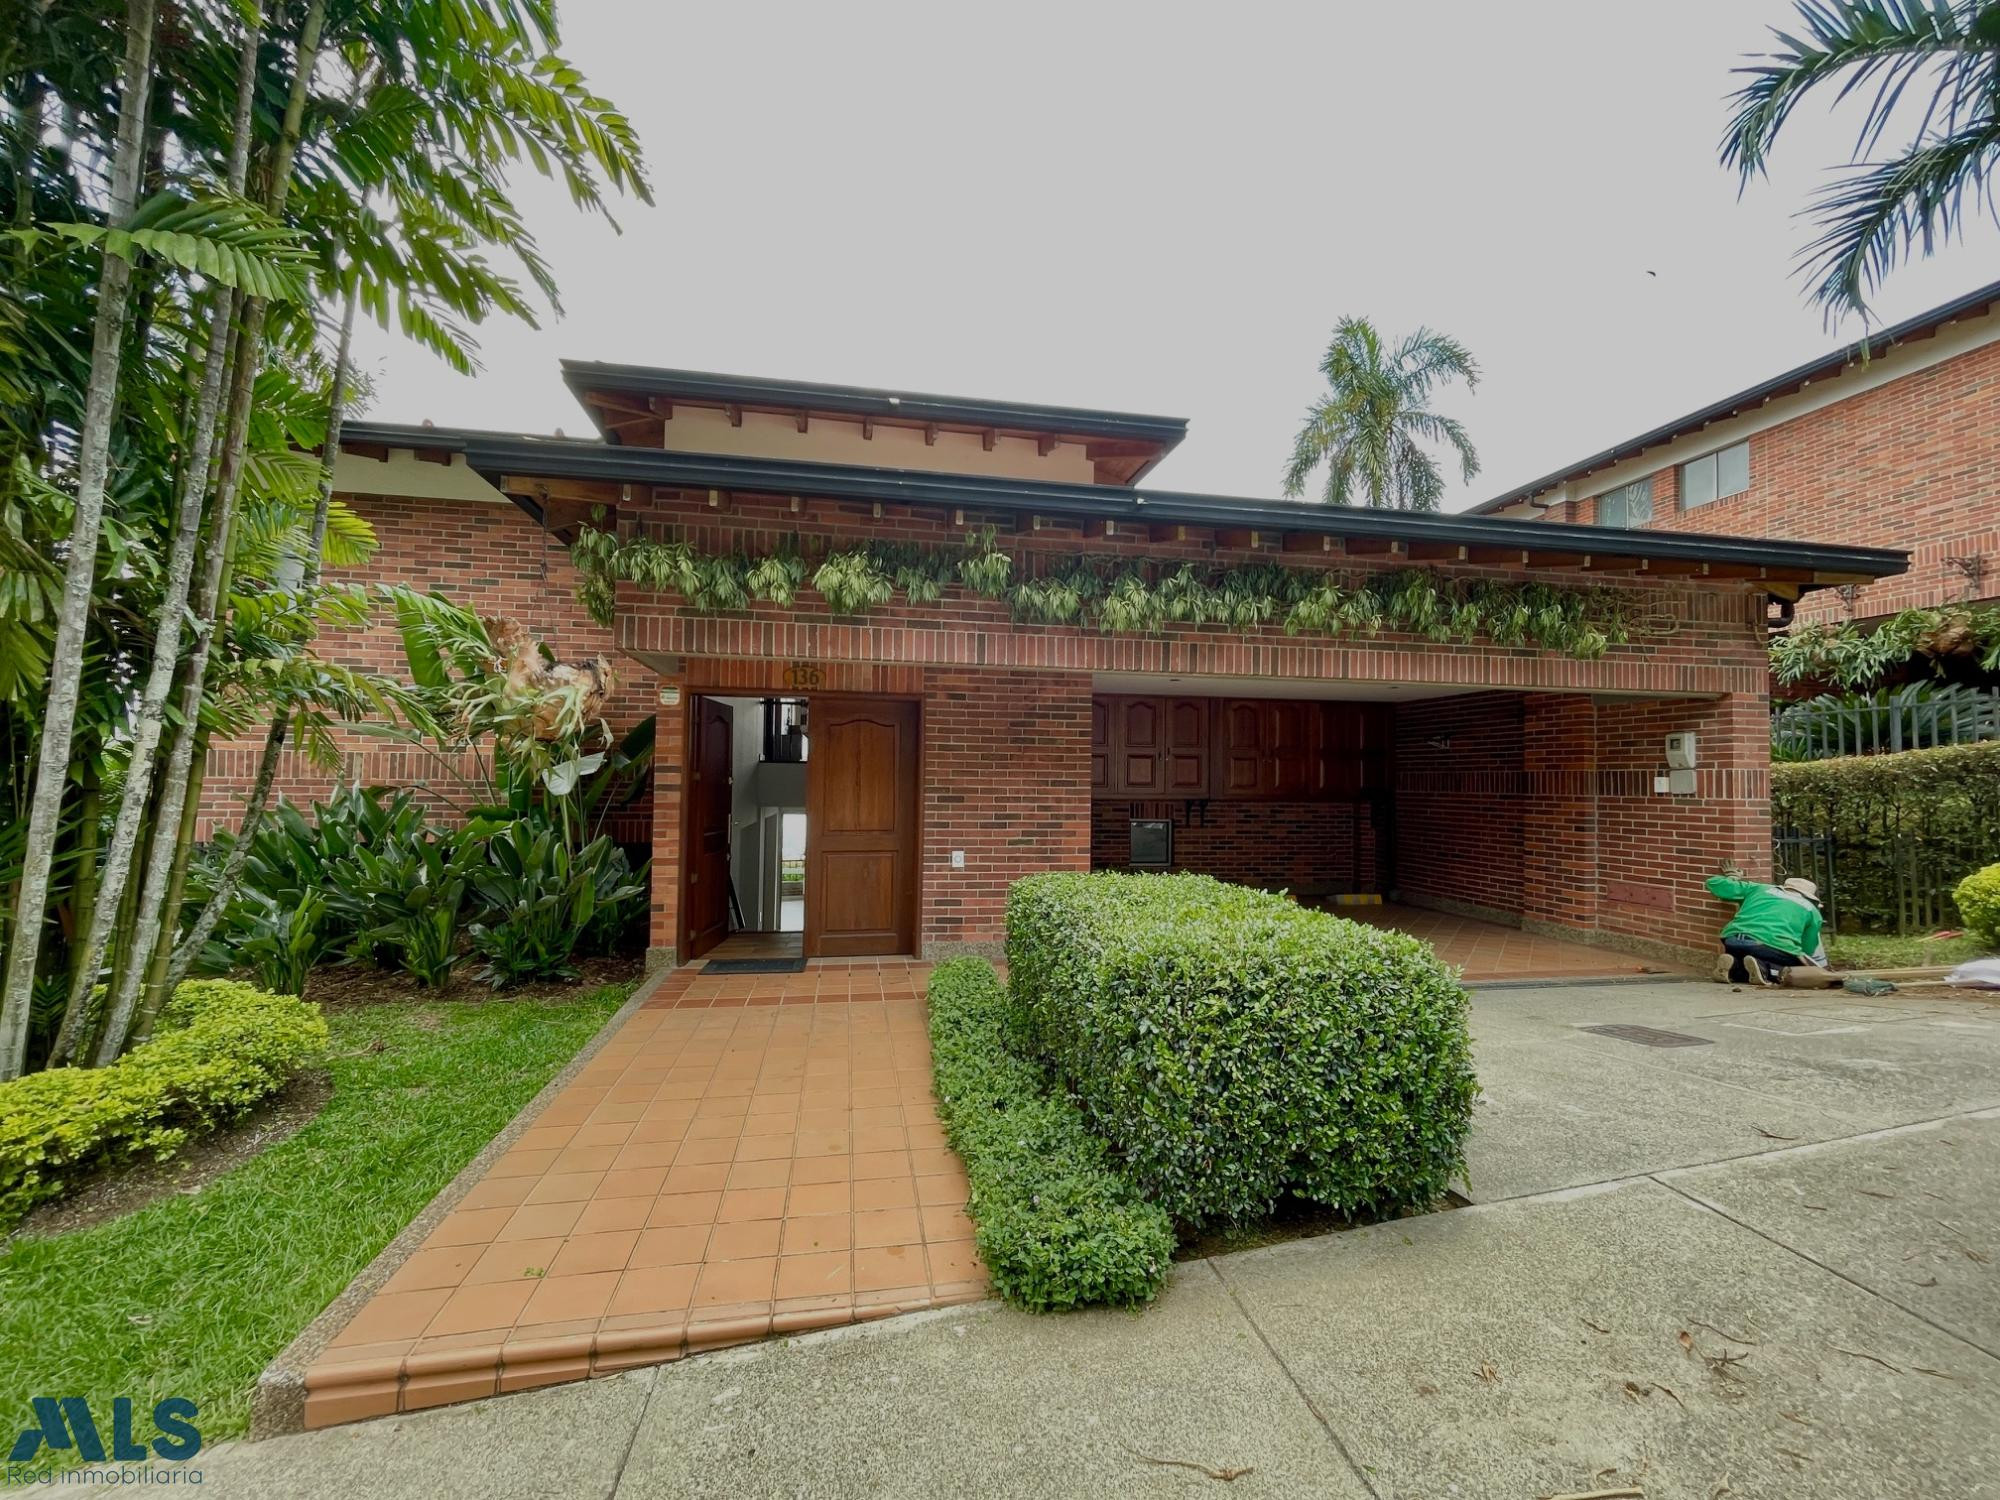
1282, 533, 1345, 557
1405, 540, 1468, 563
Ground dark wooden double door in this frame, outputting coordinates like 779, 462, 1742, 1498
685, 695, 918, 961
1092, 694, 1389, 801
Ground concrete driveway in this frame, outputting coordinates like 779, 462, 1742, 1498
182, 978, 2000, 1499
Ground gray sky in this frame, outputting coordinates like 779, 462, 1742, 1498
350, 0, 2000, 514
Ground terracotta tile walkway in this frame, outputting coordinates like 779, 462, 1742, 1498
1346, 904, 1683, 982
302, 959, 985, 1429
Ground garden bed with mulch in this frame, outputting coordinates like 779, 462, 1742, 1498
291, 953, 645, 1010
9, 1072, 335, 1243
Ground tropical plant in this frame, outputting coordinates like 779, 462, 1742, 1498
1721, 0, 2000, 321
468, 823, 643, 987
0, 0, 164, 1078
355, 827, 479, 988
213, 888, 332, 998
0, 0, 652, 1076
1282, 317, 1480, 511
567, 526, 1634, 660
1770, 602, 2000, 687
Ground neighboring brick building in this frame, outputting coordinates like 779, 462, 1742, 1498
201, 363, 1905, 970
1472, 277, 2000, 625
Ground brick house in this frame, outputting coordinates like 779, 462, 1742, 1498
1471, 277, 2000, 625
200, 363, 1904, 971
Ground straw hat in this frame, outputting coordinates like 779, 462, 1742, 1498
1781, 876, 1821, 905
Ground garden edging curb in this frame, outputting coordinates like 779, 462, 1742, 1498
248, 970, 670, 1440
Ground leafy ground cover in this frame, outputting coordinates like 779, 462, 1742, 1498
0, 984, 626, 1463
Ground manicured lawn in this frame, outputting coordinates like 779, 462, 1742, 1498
1826, 932, 1989, 971
0, 985, 627, 1458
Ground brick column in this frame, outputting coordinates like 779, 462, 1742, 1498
919, 668, 1092, 959
647, 676, 688, 969
1592, 690, 1771, 962
1520, 694, 1598, 934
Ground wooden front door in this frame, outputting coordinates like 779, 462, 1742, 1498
685, 698, 734, 959
806, 697, 919, 958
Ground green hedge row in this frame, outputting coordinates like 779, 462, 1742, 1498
1007, 872, 1477, 1226
1772, 740, 2000, 933
926, 957, 1174, 1311
0, 980, 329, 1226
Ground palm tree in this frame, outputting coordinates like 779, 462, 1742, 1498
0, 0, 652, 1072
1721, 1, 2000, 322
0, 0, 159, 1080
1282, 317, 1480, 512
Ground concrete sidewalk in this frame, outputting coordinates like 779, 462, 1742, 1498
180, 981, 2000, 1498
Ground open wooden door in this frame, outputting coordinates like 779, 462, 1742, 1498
806, 698, 919, 958
684, 698, 733, 960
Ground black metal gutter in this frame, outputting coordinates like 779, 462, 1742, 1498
448, 434, 1906, 580
1470, 275, 2000, 515
339, 421, 477, 452
558, 361, 1191, 448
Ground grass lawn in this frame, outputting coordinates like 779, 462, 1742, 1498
1826, 932, 1989, 971
0, 984, 627, 1461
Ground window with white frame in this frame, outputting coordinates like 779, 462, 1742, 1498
1596, 476, 1653, 529
1680, 441, 1750, 510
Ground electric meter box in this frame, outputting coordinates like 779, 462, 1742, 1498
1664, 733, 1698, 770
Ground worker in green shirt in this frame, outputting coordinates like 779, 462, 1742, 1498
1706, 870, 1835, 987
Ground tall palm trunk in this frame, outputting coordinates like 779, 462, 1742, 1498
0, 0, 159, 1081
94, 0, 327, 1065
49, 18, 261, 1065
163, 281, 357, 999
135, 747, 208, 1037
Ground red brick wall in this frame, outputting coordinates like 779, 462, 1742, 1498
1543, 334, 2000, 623
1392, 694, 1525, 919
616, 491, 1771, 701
1390, 688, 1771, 961
1591, 692, 1771, 955
1090, 798, 1378, 892
1522, 694, 1599, 930
921, 669, 1092, 958
640, 662, 1090, 961
247, 480, 1781, 969
197, 494, 658, 840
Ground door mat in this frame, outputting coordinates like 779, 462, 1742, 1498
702, 957, 808, 974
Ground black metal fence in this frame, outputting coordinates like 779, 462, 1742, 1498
1773, 682, 2000, 761
1772, 743, 2000, 934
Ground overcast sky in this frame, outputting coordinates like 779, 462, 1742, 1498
349, 0, 2000, 514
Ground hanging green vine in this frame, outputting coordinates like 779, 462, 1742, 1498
568, 522, 1636, 659
1771, 604, 2000, 689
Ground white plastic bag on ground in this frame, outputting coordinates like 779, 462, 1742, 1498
1945, 958, 2000, 989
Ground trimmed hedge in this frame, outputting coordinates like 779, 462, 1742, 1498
1007, 872, 1476, 1226
1773, 740, 2000, 933
1955, 864, 2000, 948
0, 980, 328, 1226
927, 957, 1174, 1311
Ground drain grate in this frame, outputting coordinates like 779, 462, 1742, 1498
702, 957, 807, 974
1579, 1023, 1713, 1048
